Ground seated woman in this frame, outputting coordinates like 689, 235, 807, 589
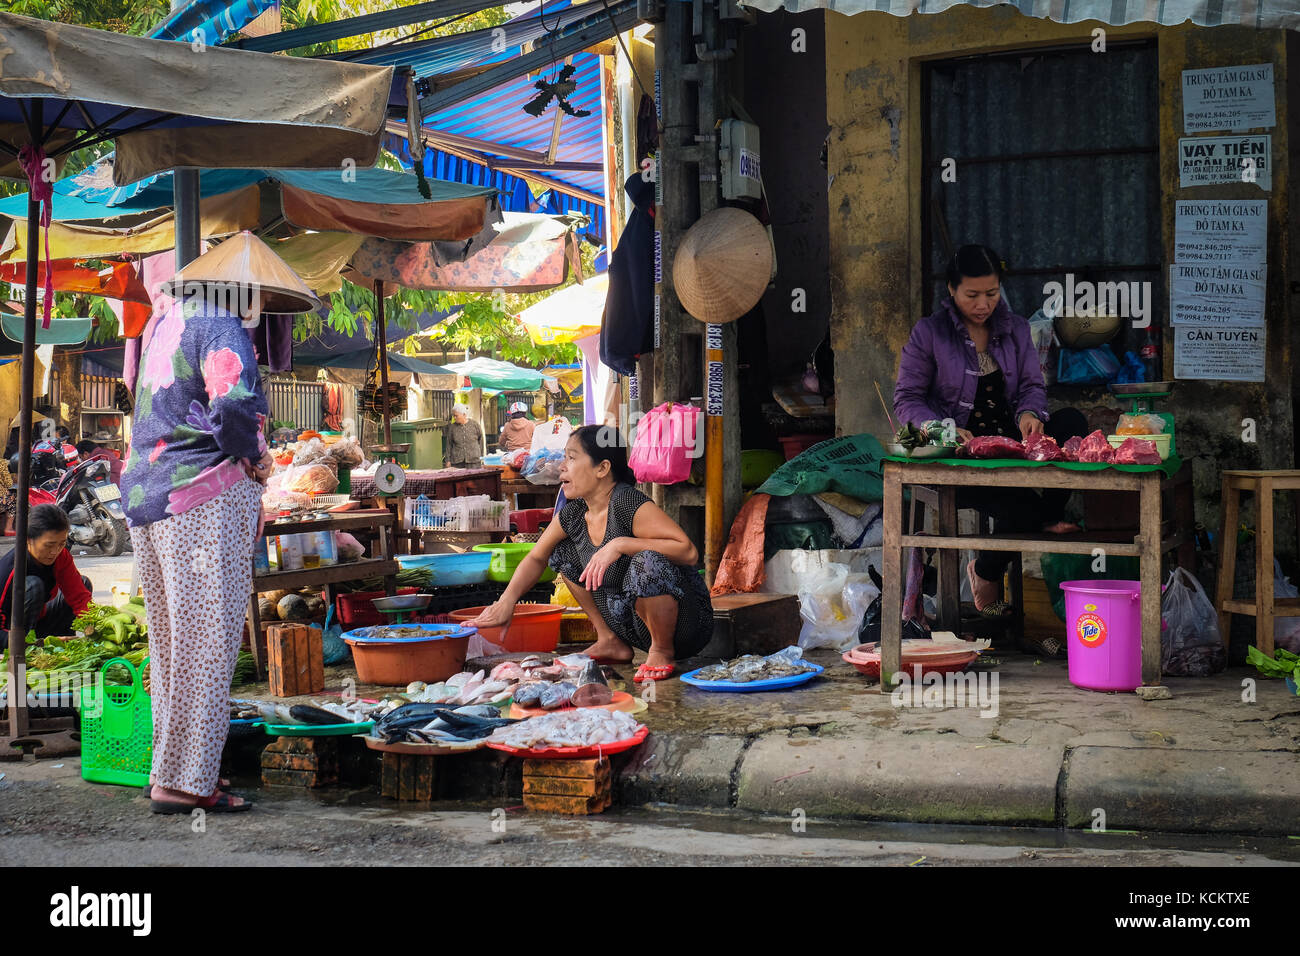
470, 425, 713, 682
894, 244, 1088, 658
0, 504, 93, 639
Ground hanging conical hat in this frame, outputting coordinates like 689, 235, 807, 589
672, 207, 773, 324
157, 231, 320, 315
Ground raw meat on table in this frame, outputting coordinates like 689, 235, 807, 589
1023, 433, 1063, 462
1076, 430, 1116, 464
1113, 437, 1162, 465
963, 435, 1026, 459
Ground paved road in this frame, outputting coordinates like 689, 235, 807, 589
0, 759, 1296, 867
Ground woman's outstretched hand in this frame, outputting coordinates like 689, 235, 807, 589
1018, 413, 1045, 440
469, 598, 515, 630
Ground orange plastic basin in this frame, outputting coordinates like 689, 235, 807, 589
448, 603, 564, 653
343, 626, 471, 686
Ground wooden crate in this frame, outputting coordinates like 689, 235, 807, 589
381, 752, 438, 801
266, 623, 324, 697
709, 593, 801, 657
522, 757, 612, 814
261, 736, 338, 788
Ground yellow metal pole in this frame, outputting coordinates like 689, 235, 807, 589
704, 322, 724, 583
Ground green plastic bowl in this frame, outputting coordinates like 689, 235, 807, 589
472, 542, 557, 584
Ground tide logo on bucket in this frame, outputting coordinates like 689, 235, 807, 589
1076, 603, 1108, 648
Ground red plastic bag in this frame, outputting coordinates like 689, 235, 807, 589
1023, 433, 1063, 461
1061, 435, 1083, 461
1114, 437, 1161, 465
1076, 430, 1116, 463
963, 435, 1025, 459
628, 401, 702, 484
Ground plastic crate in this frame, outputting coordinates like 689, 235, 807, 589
406, 495, 510, 532
337, 587, 419, 629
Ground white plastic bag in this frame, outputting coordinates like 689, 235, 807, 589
1160, 567, 1224, 676
795, 560, 880, 652
1272, 561, 1300, 653
1027, 309, 1057, 386
529, 416, 573, 455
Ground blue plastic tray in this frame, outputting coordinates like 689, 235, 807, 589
341, 623, 476, 644
679, 662, 824, 693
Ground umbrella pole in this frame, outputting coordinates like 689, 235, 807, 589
375, 280, 392, 447
6, 99, 43, 742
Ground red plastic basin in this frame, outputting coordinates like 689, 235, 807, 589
448, 603, 564, 653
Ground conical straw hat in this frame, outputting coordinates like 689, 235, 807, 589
671, 207, 772, 324
157, 231, 320, 315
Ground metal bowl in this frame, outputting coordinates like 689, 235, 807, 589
1109, 381, 1174, 398
371, 593, 432, 612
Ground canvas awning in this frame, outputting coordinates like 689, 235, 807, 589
516, 272, 607, 345
348, 212, 584, 293
316, 350, 458, 390
0, 12, 394, 183
737, 0, 1300, 29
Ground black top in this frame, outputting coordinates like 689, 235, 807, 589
557, 483, 651, 590
968, 368, 1019, 438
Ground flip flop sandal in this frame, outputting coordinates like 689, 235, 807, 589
1020, 635, 1068, 659
143, 777, 232, 796
150, 791, 252, 815
633, 663, 674, 683
979, 601, 1015, 619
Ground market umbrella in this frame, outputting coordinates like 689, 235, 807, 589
0, 10, 393, 745
317, 350, 457, 390
516, 272, 607, 346
444, 356, 552, 391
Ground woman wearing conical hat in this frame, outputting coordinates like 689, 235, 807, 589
121, 232, 319, 814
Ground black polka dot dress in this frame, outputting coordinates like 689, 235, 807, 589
549, 483, 714, 658
969, 353, 1019, 438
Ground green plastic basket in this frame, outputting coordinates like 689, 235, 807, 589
472, 542, 557, 583
79, 656, 152, 788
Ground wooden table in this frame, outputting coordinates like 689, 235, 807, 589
500, 478, 561, 511
881, 460, 1194, 692
247, 510, 400, 680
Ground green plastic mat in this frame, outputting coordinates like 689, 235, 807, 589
883, 454, 1183, 479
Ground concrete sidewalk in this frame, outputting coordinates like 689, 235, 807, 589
609, 649, 1300, 835
232, 647, 1300, 836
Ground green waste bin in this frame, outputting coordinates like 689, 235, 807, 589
389, 419, 445, 470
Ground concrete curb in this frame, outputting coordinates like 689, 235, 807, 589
615, 732, 1300, 835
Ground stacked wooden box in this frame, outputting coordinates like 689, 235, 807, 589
261, 737, 339, 788
267, 623, 324, 697
380, 752, 437, 801
522, 758, 611, 814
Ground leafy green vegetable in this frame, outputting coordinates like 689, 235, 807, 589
232, 651, 258, 687
1247, 646, 1300, 679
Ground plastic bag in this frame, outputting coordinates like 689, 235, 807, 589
1114, 350, 1147, 385
1027, 309, 1056, 386
328, 437, 364, 469
529, 416, 573, 455
1161, 568, 1225, 676
794, 558, 880, 652
629, 401, 702, 485
262, 489, 312, 513
285, 462, 339, 494
293, 437, 331, 467
1272, 561, 1300, 653
1057, 346, 1120, 385
1117, 413, 1165, 435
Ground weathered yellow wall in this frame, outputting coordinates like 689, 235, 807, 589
824, 9, 1293, 542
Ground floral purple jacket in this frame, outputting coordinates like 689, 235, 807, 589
121, 298, 267, 527
893, 298, 1049, 431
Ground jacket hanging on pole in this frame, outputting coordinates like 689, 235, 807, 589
600, 174, 656, 376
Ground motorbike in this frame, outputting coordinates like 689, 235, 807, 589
7, 452, 129, 555
53, 457, 129, 556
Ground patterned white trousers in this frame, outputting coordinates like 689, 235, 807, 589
130, 479, 260, 796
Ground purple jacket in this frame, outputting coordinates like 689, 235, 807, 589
893, 298, 1048, 430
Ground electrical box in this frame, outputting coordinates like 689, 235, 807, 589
719, 119, 762, 201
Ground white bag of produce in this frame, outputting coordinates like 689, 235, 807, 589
792, 556, 879, 652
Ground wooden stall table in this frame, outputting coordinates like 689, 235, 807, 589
880, 456, 1192, 693
247, 509, 400, 680
350, 467, 503, 554
500, 477, 561, 511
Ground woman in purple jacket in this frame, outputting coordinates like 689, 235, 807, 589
894, 246, 1086, 654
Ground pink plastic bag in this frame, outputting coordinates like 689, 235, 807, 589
629, 402, 702, 484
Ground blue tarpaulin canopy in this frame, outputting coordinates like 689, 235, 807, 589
149, 0, 278, 45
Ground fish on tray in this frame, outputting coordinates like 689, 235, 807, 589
570, 660, 613, 707
539, 681, 578, 710
693, 647, 817, 683
373, 702, 518, 745
488, 708, 643, 750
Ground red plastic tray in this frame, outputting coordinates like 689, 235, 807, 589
485, 724, 649, 759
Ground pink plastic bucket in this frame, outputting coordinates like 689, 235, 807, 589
1060, 580, 1142, 692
